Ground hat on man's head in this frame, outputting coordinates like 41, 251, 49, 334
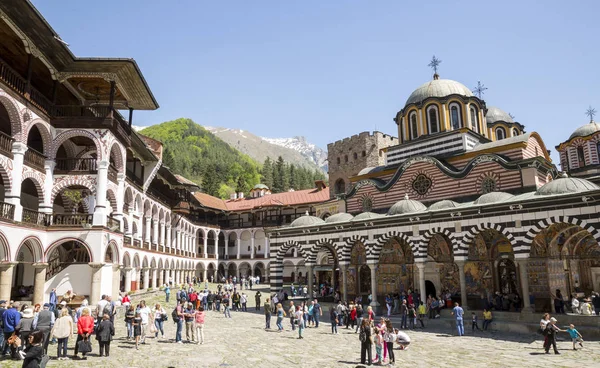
43, 303, 50, 308
0, 300, 6, 305
550, 317, 557, 322
21, 308, 34, 318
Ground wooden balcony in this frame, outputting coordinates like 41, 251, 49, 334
0, 57, 52, 113
21, 208, 51, 227
108, 165, 118, 183
133, 239, 141, 247
50, 105, 131, 145
24, 148, 45, 171
54, 158, 97, 174
51, 213, 93, 227
0, 131, 13, 158
0, 202, 14, 221
124, 236, 132, 245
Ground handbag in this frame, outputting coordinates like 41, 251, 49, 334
40, 354, 50, 368
149, 323, 157, 334
162, 313, 168, 322
7, 334, 20, 348
77, 339, 92, 354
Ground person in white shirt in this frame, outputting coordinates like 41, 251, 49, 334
96, 295, 109, 324
138, 300, 151, 344
241, 293, 248, 312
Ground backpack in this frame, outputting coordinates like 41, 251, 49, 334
172, 307, 180, 322
359, 326, 367, 343
102, 302, 113, 317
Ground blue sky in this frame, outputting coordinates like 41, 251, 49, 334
33, 1, 600, 161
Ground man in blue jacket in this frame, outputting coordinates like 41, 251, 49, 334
2, 301, 21, 358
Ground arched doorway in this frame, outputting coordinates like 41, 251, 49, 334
46, 240, 92, 297
349, 241, 368, 299
425, 280, 436, 300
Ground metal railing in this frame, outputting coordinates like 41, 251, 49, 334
0, 202, 14, 221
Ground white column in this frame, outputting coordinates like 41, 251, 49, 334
250, 234, 255, 259
124, 267, 132, 292
368, 262, 379, 310
204, 233, 208, 258
456, 260, 467, 308
160, 222, 166, 246
32, 263, 48, 306
142, 268, 149, 289
236, 237, 241, 259
265, 237, 270, 259
7, 142, 27, 221
112, 265, 121, 297
40, 160, 55, 215
152, 220, 159, 244
113, 173, 125, 232
418, 109, 424, 137
166, 226, 172, 248
144, 217, 151, 243
89, 263, 104, 306
416, 261, 427, 304
92, 160, 109, 226
224, 232, 229, 258
517, 259, 532, 312
176, 230, 181, 254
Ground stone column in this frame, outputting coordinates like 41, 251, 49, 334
340, 263, 348, 302
294, 266, 299, 283
40, 160, 55, 216
114, 173, 126, 232
203, 269, 208, 283
145, 217, 152, 243
152, 220, 159, 244
112, 264, 121, 297
89, 263, 104, 306
92, 160, 109, 226
416, 261, 427, 304
250, 235, 255, 259
236, 237, 241, 259
142, 267, 149, 290
456, 260, 467, 308
368, 262, 379, 309
7, 142, 27, 221
307, 264, 314, 299
224, 233, 229, 259
517, 259, 532, 312
265, 237, 270, 259
213, 268, 218, 282
166, 226, 172, 248
204, 234, 209, 258
32, 263, 48, 306
158, 268, 164, 287
124, 267, 132, 292
160, 222, 166, 247
0, 262, 17, 302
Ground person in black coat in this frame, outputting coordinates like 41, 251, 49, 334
22, 331, 44, 368
95, 314, 115, 357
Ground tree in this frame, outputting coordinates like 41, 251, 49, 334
202, 164, 221, 197
261, 157, 274, 189
235, 175, 249, 194
289, 164, 297, 190
273, 156, 285, 192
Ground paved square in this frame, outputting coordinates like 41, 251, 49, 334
2, 285, 599, 367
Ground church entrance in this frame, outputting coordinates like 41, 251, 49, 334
425, 280, 436, 299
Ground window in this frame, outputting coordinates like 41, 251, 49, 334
362, 150, 366, 157
410, 112, 418, 139
512, 128, 519, 136
597, 142, 600, 159
470, 106, 479, 133
577, 146, 585, 167
344, 155, 348, 163
353, 152, 358, 160
412, 174, 432, 195
334, 178, 345, 194
495, 127, 506, 140
361, 195, 373, 212
450, 103, 461, 130
336, 157, 340, 165
481, 176, 497, 194
247, 246, 251, 251
427, 105, 439, 134
258, 245, 261, 251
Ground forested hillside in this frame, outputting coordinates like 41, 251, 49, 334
141, 118, 327, 199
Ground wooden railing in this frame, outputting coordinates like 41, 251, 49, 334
55, 158, 97, 173
51, 213, 93, 227
0, 202, 14, 221
108, 164, 118, 183
21, 208, 51, 226
0, 57, 26, 95
24, 148, 45, 171
52, 105, 112, 118
133, 239, 141, 247
107, 215, 120, 231
0, 131, 14, 157
124, 236, 132, 245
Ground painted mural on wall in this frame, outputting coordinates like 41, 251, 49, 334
427, 234, 453, 263
437, 262, 459, 295
377, 238, 414, 294
349, 242, 368, 295
464, 261, 493, 296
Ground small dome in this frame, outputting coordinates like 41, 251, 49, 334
428, 199, 460, 211
387, 194, 427, 216
474, 191, 515, 205
536, 177, 599, 196
351, 212, 384, 221
289, 214, 325, 228
405, 79, 473, 106
569, 121, 600, 140
324, 213, 354, 223
485, 106, 514, 124
253, 183, 269, 190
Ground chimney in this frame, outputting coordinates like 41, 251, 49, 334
230, 192, 237, 200
314, 180, 326, 191
238, 192, 244, 199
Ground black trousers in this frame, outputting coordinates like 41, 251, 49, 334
360, 342, 372, 365
544, 336, 559, 353
99, 341, 110, 356
387, 341, 395, 362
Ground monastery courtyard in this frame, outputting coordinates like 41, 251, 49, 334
1, 285, 597, 368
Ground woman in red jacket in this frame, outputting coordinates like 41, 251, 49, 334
74, 307, 95, 359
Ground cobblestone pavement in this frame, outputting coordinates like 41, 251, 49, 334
1, 284, 599, 368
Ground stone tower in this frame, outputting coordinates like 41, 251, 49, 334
327, 131, 398, 197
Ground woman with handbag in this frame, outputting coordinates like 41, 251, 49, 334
74, 308, 94, 360
152, 303, 166, 339
95, 314, 115, 357
21, 330, 46, 368
50, 308, 73, 361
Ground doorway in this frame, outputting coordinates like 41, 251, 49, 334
425, 280, 436, 299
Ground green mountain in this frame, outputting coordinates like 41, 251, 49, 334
141, 118, 261, 198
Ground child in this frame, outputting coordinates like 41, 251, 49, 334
96, 313, 115, 357
567, 324, 584, 350
471, 312, 481, 332
133, 312, 142, 350
373, 327, 384, 365
417, 302, 426, 328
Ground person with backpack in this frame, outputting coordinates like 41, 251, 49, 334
172, 300, 184, 344
95, 313, 115, 357
359, 318, 373, 366
383, 319, 397, 364
255, 291, 262, 311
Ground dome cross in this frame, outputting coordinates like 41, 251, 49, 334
472, 81, 488, 99
586, 106, 596, 122
428, 55, 442, 78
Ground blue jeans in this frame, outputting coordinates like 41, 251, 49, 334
276, 317, 283, 330
401, 314, 407, 328
165, 293, 170, 303
57, 337, 68, 358
176, 320, 183, 342
224, 306, 231, 318
216, 302, 221, 311
355, 317, 363, 332
265, 314, 271, 329
456, 318, 464, 336
126, 321, 133, 338
314, 314, 320, 327
154, 319, 164, 337
331, 321, 337, 334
